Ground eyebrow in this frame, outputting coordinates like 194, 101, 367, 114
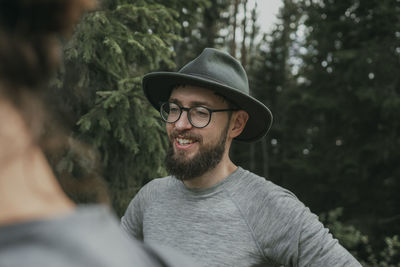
169, 98, 211, 107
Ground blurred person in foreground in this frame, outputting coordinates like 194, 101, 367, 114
0, 1, 196, 266
121, 48, 362, 267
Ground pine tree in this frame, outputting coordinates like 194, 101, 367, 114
231, 0, 299, 180
278, 0, 400, 253
174, 0, 234, 67
51, 0, 205, 215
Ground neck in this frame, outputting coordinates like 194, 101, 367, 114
0, 99, 75, 225
183, 154, 237, 189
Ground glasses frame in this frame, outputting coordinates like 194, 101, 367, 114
160, 102, 239, 128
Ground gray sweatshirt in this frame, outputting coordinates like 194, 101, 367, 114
0, 205, 197, 267
121, 167, 362, 267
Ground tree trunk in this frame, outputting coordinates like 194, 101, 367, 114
231, 0, 240, 58
240, 0, 248, 68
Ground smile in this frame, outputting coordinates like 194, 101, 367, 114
176, 138, 195, 145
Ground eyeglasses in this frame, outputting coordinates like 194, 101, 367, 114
160, 102, 238, 128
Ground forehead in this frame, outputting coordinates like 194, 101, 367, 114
169, 85, 225, 106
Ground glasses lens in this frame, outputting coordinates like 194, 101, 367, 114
160, 102, 181, 123
189, 106, 211, 128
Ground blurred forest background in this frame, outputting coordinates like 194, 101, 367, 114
49, 0, 400, 265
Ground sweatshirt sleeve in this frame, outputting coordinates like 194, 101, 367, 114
120, 188, 146, 240
283, 197, 360, 266
254, 187, 362, 266
233, 172, 362, 267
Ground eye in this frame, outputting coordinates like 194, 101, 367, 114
192, 107, 209, 118
168, 103, 180, 114
169, 107, 180, 113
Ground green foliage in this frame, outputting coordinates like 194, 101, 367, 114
232, 0, 400, 263
320, 208, 400, 266
320, 208, 370, 256
377, 236, 400, 267
52, 0, 203, 215
173, 0, 232, 67
232, 0, 301, 181
293, 0, 400, 237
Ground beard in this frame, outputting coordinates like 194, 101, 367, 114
165, 125, 229, 181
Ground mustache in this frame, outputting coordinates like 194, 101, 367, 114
169, 130, 202, 143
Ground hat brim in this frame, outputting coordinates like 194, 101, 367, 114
143, 72, 273, 142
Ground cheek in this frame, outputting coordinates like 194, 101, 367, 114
202, 127, 222, 145
166, 124, 180, 143
166, 123, 173, 134
209, 117, 230, 136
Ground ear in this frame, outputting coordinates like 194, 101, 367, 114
229, 110, 249, 139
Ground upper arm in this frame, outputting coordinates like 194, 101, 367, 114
121, 191, 145, 240
256, 189, 361, 266
296, 208, 361, 266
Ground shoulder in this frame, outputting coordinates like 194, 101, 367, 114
71, 206, 201, 267
73, 206, 200, 267
138, 176, 176, 199
228, 168, 300, 206
145, 176, 175, 189
126, 176, 177, 213
0, 206, 164, 267
226, 168, 308, 235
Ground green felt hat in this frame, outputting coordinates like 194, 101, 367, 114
143, 48, 273, 142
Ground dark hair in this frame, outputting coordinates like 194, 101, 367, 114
0, 0, 94, 88
0, 0, 109, 205
172, 84, 240, 110
213, 92, 240, 110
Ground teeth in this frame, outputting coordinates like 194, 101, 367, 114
177, 138, 194, 145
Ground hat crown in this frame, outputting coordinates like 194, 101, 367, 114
179, 48, 249, 95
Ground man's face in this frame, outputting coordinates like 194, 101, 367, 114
165, 85, 232, 180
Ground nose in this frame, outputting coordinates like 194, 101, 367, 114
174, 110, 193, 130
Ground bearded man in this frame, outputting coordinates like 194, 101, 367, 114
121, 48, 361, 267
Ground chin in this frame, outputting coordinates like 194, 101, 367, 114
173, 152, 195, 164
174, 147, 197, 158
